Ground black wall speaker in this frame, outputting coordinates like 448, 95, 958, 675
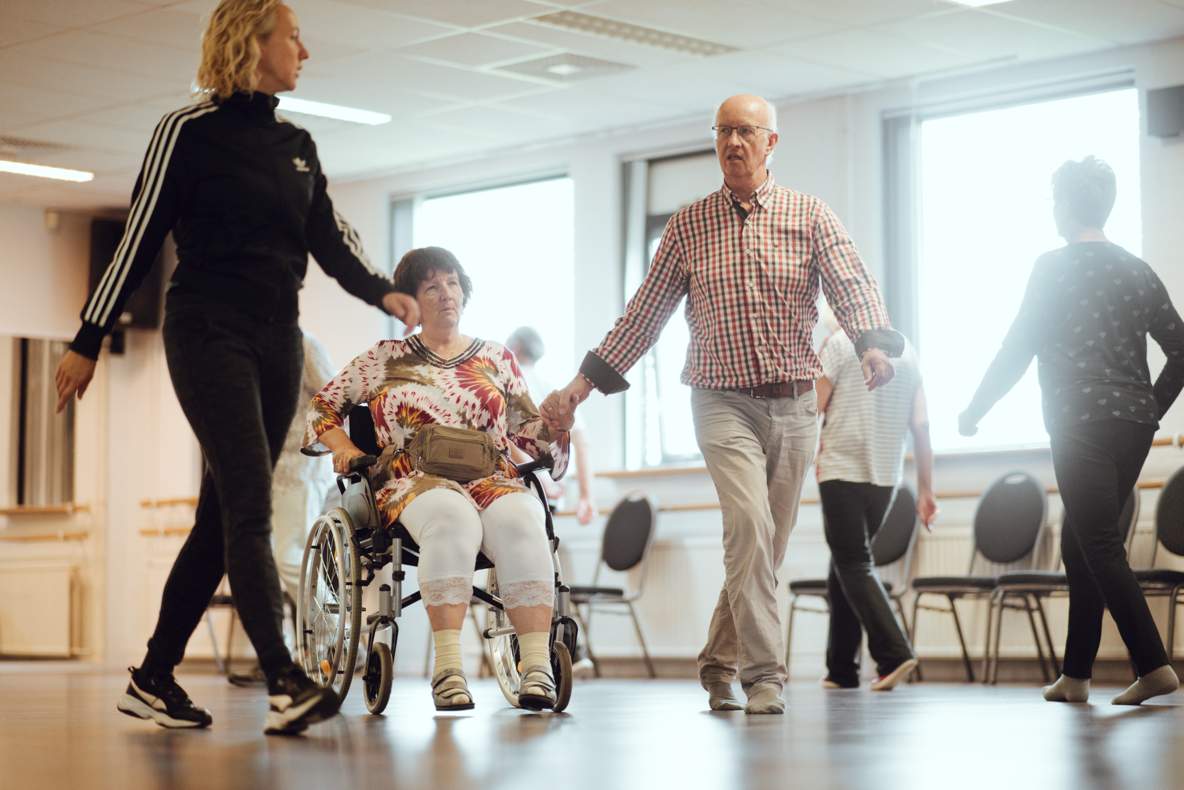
1147, 85, 1184, 138
88, 218, 176, 330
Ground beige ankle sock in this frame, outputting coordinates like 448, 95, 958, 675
518, 632, 551, 671
1112, 665, 1179, 706
432, 629, 463, 677
707, 683, 743, 711
1043, 674, 1090, 703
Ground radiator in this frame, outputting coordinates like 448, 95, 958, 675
0, 561, 78, 657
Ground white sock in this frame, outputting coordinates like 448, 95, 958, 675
518, 632, 551, 671
1112, 665, 1179, 706
432, 629, 463, 677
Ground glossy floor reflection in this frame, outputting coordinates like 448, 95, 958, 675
2, 665, 1182, 790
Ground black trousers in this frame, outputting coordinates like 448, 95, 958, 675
1051, 419, 1169, 679
819, 480, 915, 684
143, 301, 303, 679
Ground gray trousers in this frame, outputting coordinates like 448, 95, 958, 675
692, 388, 818, 692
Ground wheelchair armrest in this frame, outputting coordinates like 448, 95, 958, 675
348, 454, 378, 474
515, 456, 553, 478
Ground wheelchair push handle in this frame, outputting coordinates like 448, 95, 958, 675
348, 454, 378, 474
515, 456, 554, 477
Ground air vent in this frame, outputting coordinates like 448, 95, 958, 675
496, 53, 635, 83
532, 11, 737, 57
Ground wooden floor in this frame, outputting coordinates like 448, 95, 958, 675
3, 664, 1183, 790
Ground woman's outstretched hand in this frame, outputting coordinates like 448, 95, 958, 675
55, 350, 96, 413
382, 292, 420, 336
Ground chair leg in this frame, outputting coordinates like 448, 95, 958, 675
1168, 587, 1180, 664
1033, 595, 1060, 677
205, 611, 226, 675
627, 601, 657, 679
947, 595, 975, 683
980, 593, 996, 684
990, 591, 1006, 685
1021, 594, 1051, 682
224, 608, 237, 677
784, 599, 797, 674
572, 604, 602, 679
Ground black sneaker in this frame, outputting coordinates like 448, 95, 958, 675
264, 665, 340, 736
116, 666, 213, 729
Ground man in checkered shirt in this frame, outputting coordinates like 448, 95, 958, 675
542, 94, 903, 714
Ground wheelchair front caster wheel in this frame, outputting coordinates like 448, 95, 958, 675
363, 641, 393, 714
552, 641, 573, 712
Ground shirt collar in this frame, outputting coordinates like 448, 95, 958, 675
722, 171, 776, 210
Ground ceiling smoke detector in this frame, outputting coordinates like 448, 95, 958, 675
497, 53, 635, 83
531, 11, 737, 57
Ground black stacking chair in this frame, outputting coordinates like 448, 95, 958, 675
911, 471, 1047, 682
569, 493, 658, 678
784, 487, 921, 675
987, 490, 1140, 684
1135, 468, 1184, 661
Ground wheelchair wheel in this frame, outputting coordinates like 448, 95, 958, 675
296, 509, 362, 704
363, 639, 393, 715
484, 572, 522, 708
552, 641, 573, 713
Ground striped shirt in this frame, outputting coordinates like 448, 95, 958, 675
579, 173, 899, 393
816, 331, 921, 487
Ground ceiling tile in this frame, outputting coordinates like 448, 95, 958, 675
1, 0, 154, 27
0, 52, 179, 105
4, 30, 197, 88
290, 76, 461, 117
92, 6, 205, 50
315, 122, 494, 177
5, 119, 148, 156
771, 28, 985, 80
587, 0, 840, 48
78, 93, 200, 134
314, 51, 549, 102
779, 0, 953, 27
397, 32, 557, 68
984, 0, 1184, 47
0, 82, 117, 129
422, 102, 579, 141
877, 8, 1111, 62
336, 0, 546, 28
0, 16, 62, 48
497, 85, 677, 127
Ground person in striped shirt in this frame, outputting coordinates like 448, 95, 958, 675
542, 94, 903, 714
53, 0, 418, 735
814, 321, 935, 691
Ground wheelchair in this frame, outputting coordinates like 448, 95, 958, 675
295, 405, 579, 714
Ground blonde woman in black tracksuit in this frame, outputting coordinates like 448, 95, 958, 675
54, 0, 419, 735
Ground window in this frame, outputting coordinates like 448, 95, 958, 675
913, 86, 1142, 451
6, 337, 74, 506
409, 176, 575, 392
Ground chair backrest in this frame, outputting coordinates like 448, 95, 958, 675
1154, 466, 1184, 563
600, 493, 657, 572
872, 486, 918, 567
348, 403, 380, 456
971, 471, 1046, 571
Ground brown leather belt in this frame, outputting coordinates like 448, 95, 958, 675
731, 380, 814, 399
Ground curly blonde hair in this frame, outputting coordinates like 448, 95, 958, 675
195, 0, 282, 100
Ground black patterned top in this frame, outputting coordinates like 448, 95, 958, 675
966, 242, 1184, 434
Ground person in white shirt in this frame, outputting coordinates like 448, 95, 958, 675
814, 321, 936, 690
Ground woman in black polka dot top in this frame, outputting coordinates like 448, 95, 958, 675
960, 156, 1184, 706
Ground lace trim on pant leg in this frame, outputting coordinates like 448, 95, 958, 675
500, 580, 555, 609
420, 577, 473, 606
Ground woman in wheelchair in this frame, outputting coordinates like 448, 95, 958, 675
303, 246, 573, 711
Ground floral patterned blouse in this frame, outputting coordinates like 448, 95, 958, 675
303, 335, 569, 525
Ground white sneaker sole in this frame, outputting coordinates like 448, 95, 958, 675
263, 692, 336, 735
117, 693, 205, 729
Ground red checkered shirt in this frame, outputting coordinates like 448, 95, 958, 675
586, 173, 895, 391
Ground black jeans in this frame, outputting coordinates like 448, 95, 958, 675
1051, 419, 1169, 679
819, 480, 915, 684
143, 301, 303, 680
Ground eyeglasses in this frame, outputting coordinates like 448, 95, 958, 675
712, 125, 774, 141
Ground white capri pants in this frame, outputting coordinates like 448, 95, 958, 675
399, 488, 554, 611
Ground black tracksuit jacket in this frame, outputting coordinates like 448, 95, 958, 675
71, 91, 393, 358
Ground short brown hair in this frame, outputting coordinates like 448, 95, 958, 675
1052, 156, 1116, 229
392, 247, 473, 306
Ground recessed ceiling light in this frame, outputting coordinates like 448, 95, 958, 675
944, 0, 1016, 7
0, 159, 93, 183
533, 11, 737, 57
545, 63, 582, 76
277, 96, 391, 125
